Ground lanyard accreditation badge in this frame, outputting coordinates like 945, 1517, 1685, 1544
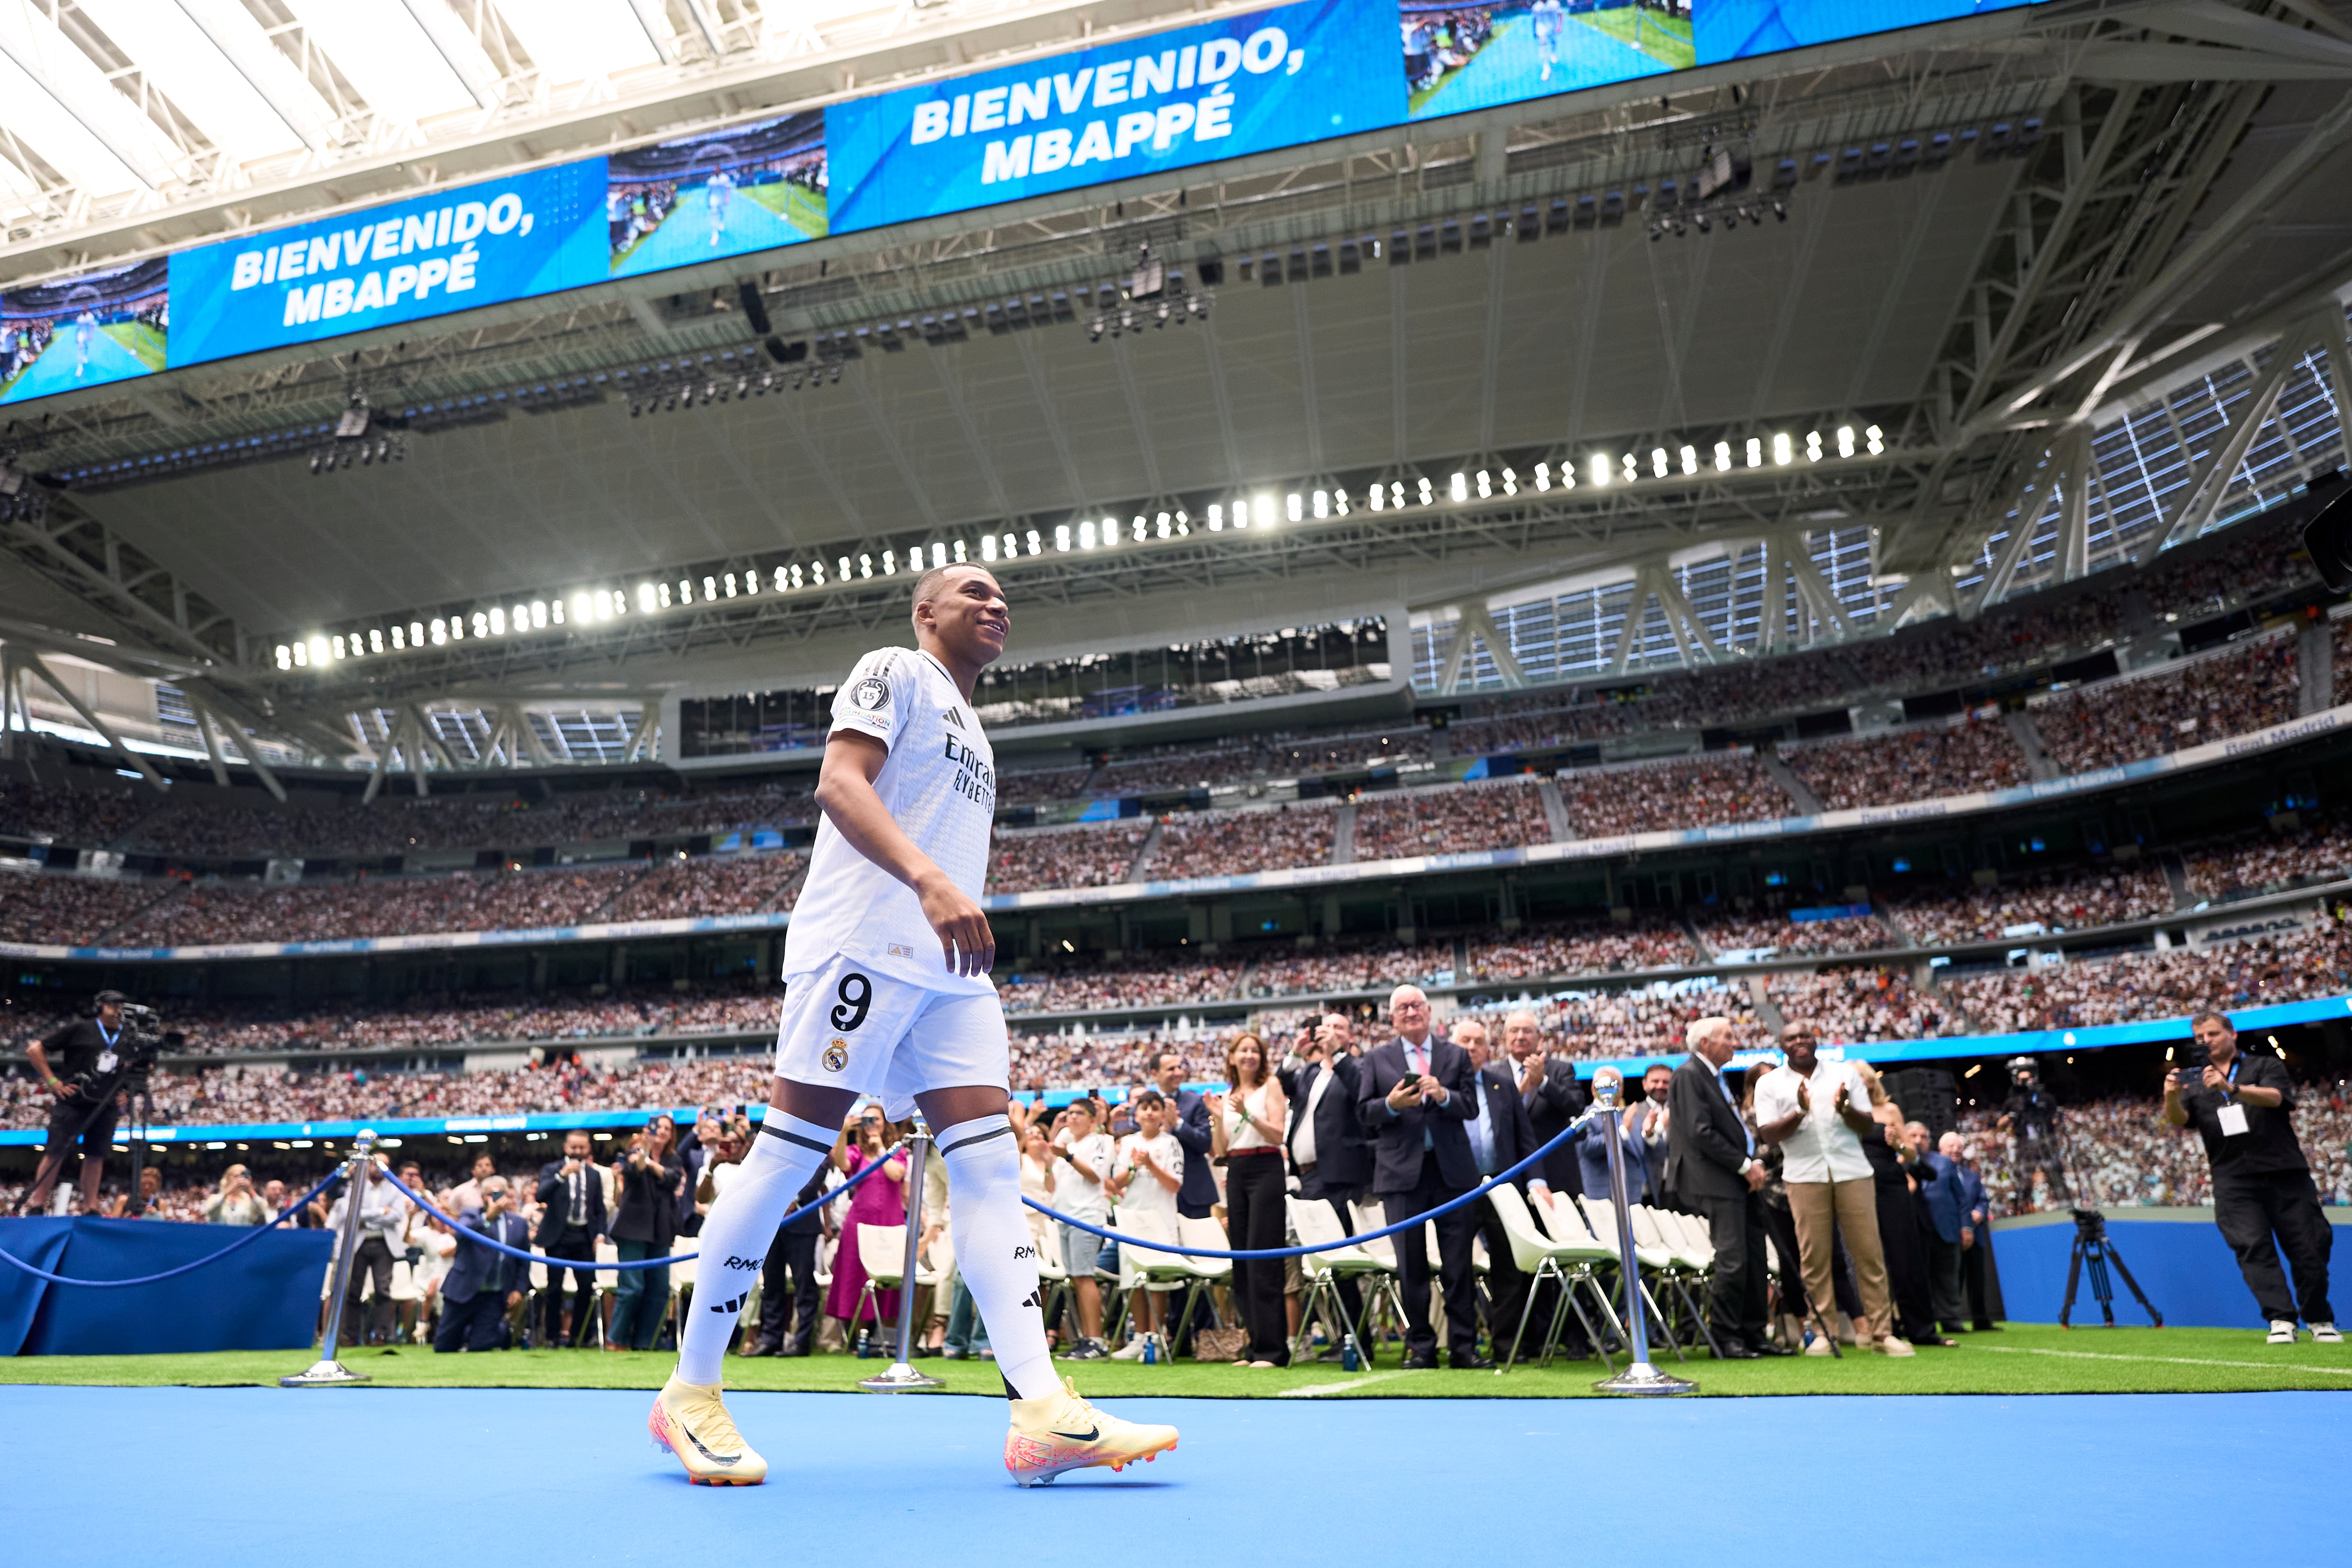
2215, 1058, 2250, 1138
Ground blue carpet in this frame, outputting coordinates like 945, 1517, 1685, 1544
0, 328, 154, 402
1413, 16, 1671, 121
611, 187, 818, 276
1, 1386, 2345, 1562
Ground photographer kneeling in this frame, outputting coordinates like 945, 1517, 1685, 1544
2163, 1009, 2339, 1345
21, 990, 131, 1215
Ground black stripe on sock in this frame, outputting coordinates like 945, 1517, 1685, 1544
938, 1123, 1013, 1158
759, 1122, 833, 1155
1002, 1373, 1021, 1400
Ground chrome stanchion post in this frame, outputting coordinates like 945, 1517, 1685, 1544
1589, 1073, 1694, 1397
860, 1127, 945, 1392
282, 1129, 377, 1388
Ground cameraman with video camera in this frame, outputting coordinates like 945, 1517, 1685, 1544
21, 989, 134, 1215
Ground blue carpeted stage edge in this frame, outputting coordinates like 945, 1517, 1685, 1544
1991, 1209, 2352, 1327
0, 1386, 2342, 1565
0, 1218, 331, 1355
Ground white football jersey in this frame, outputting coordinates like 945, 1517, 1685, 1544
782, 645, 997, 994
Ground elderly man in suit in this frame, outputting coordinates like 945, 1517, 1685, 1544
1282, 1012, 1370, 1358
1358, 984, 1489, 1369
1456, 1017, 1548, 1361
1665, 1016, 1786, 1358
1908, 1123, 1971, 1336
1944, 1131, 1998, 1329
434, 1176, 533, 1353
1507, 1010, 1587, 1195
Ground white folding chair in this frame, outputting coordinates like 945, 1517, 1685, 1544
1581, 1196, 1685, 1363
1530, 1192, 1634, 1352
1171, 1214, 1235, 1354
1484, 1181, 1621, 1371
1286, 1196, 1393, 1362
852, 1221, 941, 1353
1107, 1209, 1191, 1345
1631, 1205, 1721, 1357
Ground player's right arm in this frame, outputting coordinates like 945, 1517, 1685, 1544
814, 728, 995, 977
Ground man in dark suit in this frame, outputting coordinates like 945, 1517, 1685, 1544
1506, 1010, 1587, 1195
753, 1164, 828, 1356
1946, 1133, 1999, 1329
434, 1177, 532, 1353
1152, 1049, 1220, 1354
1664, 1016, 1784, 1358
1357, 985, 1487, 1369
1282, 1012, 1370, 1355
535, 1130, 608, 1347
1455, 1018, 1548, 1362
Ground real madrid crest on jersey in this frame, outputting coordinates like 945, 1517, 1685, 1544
822, 1038, 849, 1073
850, 674, 890, 711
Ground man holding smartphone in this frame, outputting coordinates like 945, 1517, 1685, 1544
2163, 1009, 2338, 1344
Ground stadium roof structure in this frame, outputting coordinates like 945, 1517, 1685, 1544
0, 0, 2349, 776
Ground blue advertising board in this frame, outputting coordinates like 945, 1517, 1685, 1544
165, 160, 610, 367
825, 1, 1402, 232
2, 1, 2050, 406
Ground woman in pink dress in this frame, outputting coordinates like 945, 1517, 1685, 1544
825, 1106, 909, 1342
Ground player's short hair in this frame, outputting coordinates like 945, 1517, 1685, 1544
2189, 1007, 2234, 1033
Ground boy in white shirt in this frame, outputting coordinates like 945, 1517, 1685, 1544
1107, 1090, 1186, 1359
1048, 1099, 1117, 1359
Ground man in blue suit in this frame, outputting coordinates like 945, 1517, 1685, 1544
1907, 1123, 1969, 1335
1943, 1130, 1997, 1330
435, 1177, 532, 1353
1151, 1049, 1221, 1355
1357, 985, 1486, 1369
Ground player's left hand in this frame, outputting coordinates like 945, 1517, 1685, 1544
916, 871, 996, 976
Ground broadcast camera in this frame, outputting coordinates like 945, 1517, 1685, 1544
68, 1000, 165, 1098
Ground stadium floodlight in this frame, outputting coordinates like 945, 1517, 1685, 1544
1865, 424, 1885, 455
1055, 525, 1071, 552
1233, 500, 1250, 528
1449, 472, 1469, 502
1534, 463, 1552, 492
1837, 425, 1856, 457
982, 534, 999, 561
1806, 431, 1824, 462
1772, 433, 1793, 465
1257, 495, 1277, 525
275, 644, 293, 670
1590, 456, 1610, 486
1621, 453, 1639, 483
1208, 504, 1225, 529
1745, 438, 1762, 468
1080, 521, 1097, 549
1312, 490, 1329, 518
1652, 448, 1668, 478
1288, 492, 1305, 521
1367, 484, 1384, 510
1715, 442, 1732, 471
371, 629, 386, 653
1024, 531, 1041, 556
1416, 477, 1434, 505
1680, 445, 1698, 475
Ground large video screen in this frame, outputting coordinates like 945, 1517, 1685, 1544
0, 0, 2040, 408
0, 258, 169, 405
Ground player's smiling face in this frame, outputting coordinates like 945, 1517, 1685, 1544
923, 567, 1011, 666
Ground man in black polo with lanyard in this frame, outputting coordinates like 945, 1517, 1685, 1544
2163, 1008, 2338, 1345
21, 990, 130, 1215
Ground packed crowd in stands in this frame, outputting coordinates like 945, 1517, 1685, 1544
1456, 981, 1759, 1060
0, 981, 782, 1055
1958, 1094, 2352, 1213
1265, 727, 1433, 776
113, 864, 650, 947
1784, 718, 2030, 811
1558, 755, 1791, 837
1438, 691, 1639, 757
994, 764, 1097, 808
1696, 909, 1890, 958
999, 952, 1248, 1014
1950, 921, 2352, 1033
1351, 779, 1554, 859
1766, 967, 1966, 1042
0, 870, 176, 945
1464, 914, 1697, 978
988, 824, 1149, 893
1097, 745, 1264, 796
601, 852, 805, 921
2184, 814, 2352, 903
0, 776, 154, 846
115, 780, 816, 860
1889, 866, 2176, 945
2034, 635, 2302, 775
1151, 804, 1337, 877
1241, 936, 1457, 998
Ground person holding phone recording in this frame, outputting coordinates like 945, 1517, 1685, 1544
2163, 1009, 2337, 1344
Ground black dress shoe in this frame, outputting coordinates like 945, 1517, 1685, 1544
1750, 1340, 1796, 1357
1450, 1352, 1496, 1371
1401, 1354, 1439, 1370
1715, 1341, 1760, 1359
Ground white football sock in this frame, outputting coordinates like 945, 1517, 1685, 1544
936, 1114, 1057, 1400
675, 1113, 833, 1387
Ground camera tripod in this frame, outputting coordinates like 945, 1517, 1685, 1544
2052, 1143, 2161, 1328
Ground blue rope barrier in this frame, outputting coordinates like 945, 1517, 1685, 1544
0, 1168, 347, 1288
374, 1143, 906, 1271
1023, 1111, 1600, 1261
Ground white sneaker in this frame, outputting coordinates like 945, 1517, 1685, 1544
1109, 1334, 1149, 1361
2308, 1322, 2341, 1344
2266, 1320, 2298, 1344
1804, 1335, 1835, 1356
1875, 1335, 1916, 1358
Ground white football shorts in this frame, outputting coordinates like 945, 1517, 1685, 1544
774, 952, 1010, 1119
